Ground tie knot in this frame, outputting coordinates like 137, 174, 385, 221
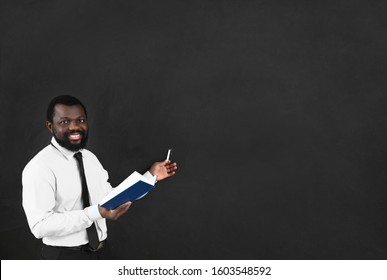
74, 152, 83, 162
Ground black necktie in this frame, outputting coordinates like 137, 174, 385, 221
74, 152, 100, 250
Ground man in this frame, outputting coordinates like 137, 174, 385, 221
22, 95, 177, 259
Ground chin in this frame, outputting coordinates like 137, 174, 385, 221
55, 137, 88, 151
70, 140, 82, 145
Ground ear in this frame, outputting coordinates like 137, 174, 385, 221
46, 121, 53, 133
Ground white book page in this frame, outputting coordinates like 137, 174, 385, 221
99, 171, 154, 205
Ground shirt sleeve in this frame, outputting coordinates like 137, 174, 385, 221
22, 161, 94, 239
85, 205, 102, 221
143, 171, 157, 185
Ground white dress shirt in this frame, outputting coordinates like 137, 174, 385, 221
22, 137, 156, 247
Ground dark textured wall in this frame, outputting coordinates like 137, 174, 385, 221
1, 0, 387, 259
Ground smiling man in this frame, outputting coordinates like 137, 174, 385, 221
46, 101, 89, 151
22, 95, 177, 259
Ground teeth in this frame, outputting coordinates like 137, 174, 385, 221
69, 133, 81, 140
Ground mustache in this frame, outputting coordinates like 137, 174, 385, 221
64, 130, 85, 137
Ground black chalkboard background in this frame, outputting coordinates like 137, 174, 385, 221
1, 0, 387, 259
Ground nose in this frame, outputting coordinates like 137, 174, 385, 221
68, 120, 81, 131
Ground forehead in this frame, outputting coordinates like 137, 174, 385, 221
53, 104, 86, 119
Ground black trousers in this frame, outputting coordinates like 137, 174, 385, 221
41, 242, 111, 260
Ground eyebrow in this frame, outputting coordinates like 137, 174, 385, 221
57, 116, 86, 120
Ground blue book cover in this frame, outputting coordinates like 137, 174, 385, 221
100, 171, 155, 209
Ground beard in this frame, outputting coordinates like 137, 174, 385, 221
53, 129, 89, 152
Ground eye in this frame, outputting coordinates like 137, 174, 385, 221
60, 120, 69, 125
78, 118, 86, 123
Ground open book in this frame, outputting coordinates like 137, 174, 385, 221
100, 171, 155, 209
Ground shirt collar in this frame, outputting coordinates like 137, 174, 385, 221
50, 137, 84, 160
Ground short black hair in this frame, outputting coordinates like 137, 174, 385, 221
46, 95, 87, 122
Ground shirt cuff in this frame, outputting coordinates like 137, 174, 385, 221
85, 205, 103, 222
143, 171, 157, 185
